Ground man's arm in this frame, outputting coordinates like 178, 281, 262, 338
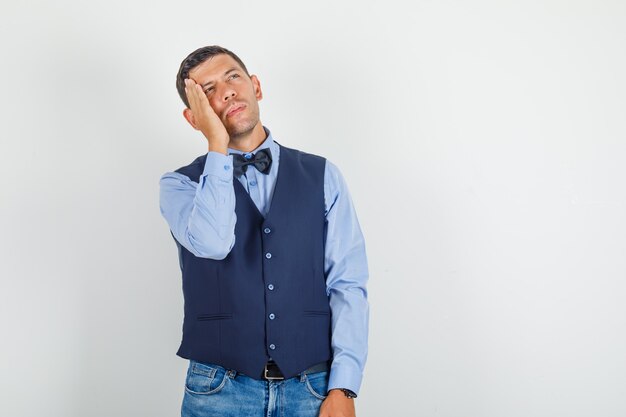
159, 153, 236, 259
159, 78, 236, 259
320, 160, 369, 416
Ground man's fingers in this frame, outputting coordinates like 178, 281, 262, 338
186, 78, 217, 120
195, 84, 210, 109
185, 79, 200, 114
185, 79, 202, 113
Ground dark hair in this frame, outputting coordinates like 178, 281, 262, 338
176, 45, 250, 108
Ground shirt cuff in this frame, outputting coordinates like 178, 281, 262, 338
202, 151, 233, 181
327, 362, 363, 396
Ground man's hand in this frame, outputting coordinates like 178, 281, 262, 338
184, 78, 230, 154
318, 390, 356, 417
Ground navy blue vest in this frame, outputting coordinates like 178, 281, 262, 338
172, 143, 331, 379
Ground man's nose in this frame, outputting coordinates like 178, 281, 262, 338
222, 87, 236, 101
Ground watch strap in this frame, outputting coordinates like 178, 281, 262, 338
339, 388, 357, 399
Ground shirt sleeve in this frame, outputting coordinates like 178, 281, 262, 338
159, 151, 237, 260
323, 160, 370, 396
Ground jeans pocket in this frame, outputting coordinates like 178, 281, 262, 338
185, 361, 229, 395
303, 371, 329, 400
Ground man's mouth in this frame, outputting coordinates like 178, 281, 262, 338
226, 104, 245, 117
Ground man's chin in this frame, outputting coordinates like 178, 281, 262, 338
226, 120, 260, 138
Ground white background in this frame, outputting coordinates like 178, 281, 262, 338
1, 1, 626, 416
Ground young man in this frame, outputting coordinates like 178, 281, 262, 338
159, 45, 369, 417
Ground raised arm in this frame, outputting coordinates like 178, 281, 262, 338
159, 78, 237, 259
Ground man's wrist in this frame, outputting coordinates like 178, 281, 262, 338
208, 142, 228, 155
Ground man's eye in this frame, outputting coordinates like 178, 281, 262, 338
229, 74, 240, 80
204, 88, 214, 95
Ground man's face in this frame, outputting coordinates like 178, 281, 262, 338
188, 54, 263, 138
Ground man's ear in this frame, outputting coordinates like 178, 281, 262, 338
251, 74, 263, 101
183, 108, 200, 130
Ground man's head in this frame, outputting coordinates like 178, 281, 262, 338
176, 46, 250, 107
176, 46, 263, 139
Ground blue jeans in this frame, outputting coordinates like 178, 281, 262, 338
181, 360, 329, 417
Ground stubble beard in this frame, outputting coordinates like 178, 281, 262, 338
224, 107, 261, 140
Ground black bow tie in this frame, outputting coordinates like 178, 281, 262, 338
231, 148, 272, 177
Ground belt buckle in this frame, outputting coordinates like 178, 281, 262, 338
264, 362, 284, 380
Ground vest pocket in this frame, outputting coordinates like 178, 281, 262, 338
196, 313, 233, 321
303, 310, 330, 317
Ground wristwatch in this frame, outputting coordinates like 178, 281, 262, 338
339, 388, 357, 399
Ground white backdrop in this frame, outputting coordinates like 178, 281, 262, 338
1, 1, 626, 416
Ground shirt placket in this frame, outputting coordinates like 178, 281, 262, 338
246, 167, 263, 214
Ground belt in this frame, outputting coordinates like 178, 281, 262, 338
263, 360, 329, 381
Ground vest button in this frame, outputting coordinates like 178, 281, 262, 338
269, 344, 276, 350
264, 227, 271, 234
267, 284, 274, 290
269, 313, 275, 320
265, 252, 272, 259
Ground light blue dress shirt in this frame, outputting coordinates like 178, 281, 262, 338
159, 127, 369, 395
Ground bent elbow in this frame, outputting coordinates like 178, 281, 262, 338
206, 246, 231, 260
188, 234, 235, 260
